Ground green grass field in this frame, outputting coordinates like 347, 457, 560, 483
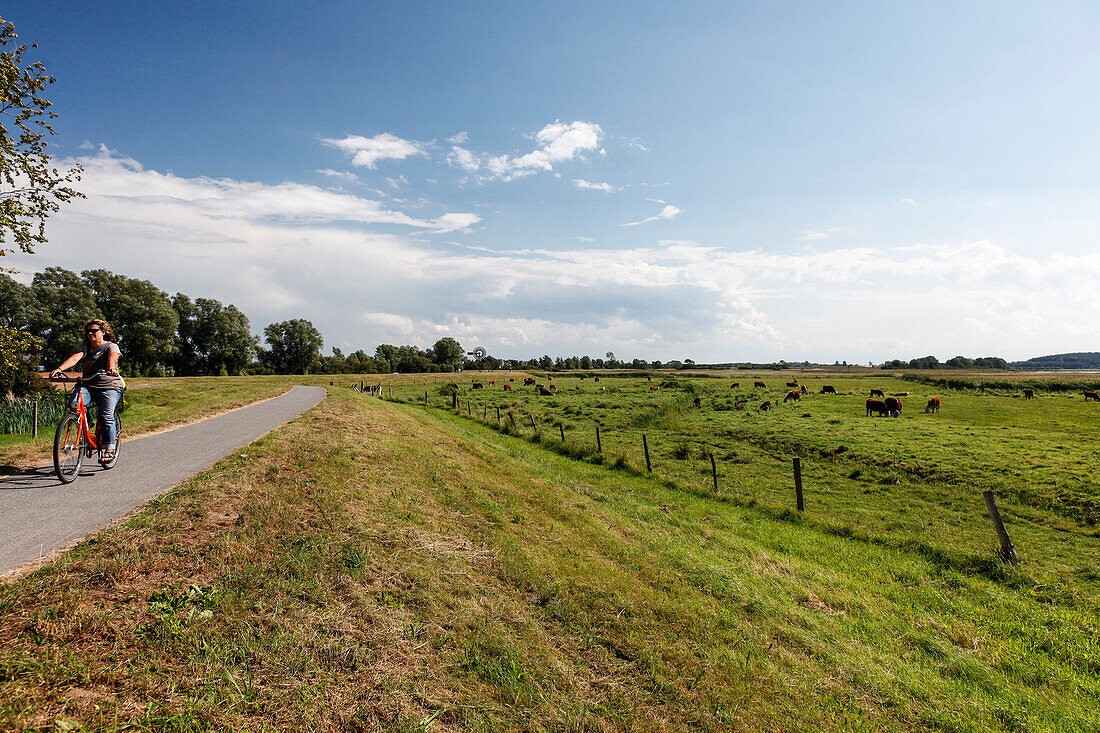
1, 372, 1097, 730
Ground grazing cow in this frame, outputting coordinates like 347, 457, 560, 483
925, 397, 941, 413
692, 396, 702, 407
730, 382, 740, 388
489, 379, 496, 385
870, 389, 885, 397
537, 385, 553, 396
754, 381, 767, 388
524, 378, 536, 386
866, 399, 889, 417
821, 385, 837, 394
548, 375, 554, 381
503, 384, 513, 391
1022, 388, 1034, 399
760, 401, 772, 411
471, 382, 484, 390
1085, 391, 1100, 402
647, 376, 653, 381
734, 399, 745, 410
799, 385, 809, 395
893, 392, 909, 397
786, 381, 799, 388
784, 390, 802, 403
509, 377, 515, 382
884, 397, 901, 416
594, 376, 601, 382
650, 385, 660, 391
447, 383, 459, 389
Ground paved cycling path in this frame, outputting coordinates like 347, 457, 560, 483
0, 385, 326, 576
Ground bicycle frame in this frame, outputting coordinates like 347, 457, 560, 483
68, 386, 102, 453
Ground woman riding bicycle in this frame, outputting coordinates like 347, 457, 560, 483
50, 319, 125, 465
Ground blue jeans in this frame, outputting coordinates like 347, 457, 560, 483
75, 387, 121, 449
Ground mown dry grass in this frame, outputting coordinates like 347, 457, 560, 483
1, 388, 1097, 731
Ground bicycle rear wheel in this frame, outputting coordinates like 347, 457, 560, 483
98, 414, 122, 469
54, 413, 85, 483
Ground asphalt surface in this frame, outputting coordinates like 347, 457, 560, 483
0, 385, 326, 576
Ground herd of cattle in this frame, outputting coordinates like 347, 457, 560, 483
441, 376, 1100, 416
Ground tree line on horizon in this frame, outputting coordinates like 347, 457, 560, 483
0, 268, 668, 397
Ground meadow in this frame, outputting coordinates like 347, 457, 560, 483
1, 371, 1097, 730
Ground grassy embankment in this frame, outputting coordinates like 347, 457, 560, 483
1, 382, 1097, 730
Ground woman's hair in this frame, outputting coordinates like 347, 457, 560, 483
83, 318, 115, 342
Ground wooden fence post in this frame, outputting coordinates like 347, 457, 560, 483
467, 399, 471, 415
497, 406, 501, 426
643, 434, 652, 472
710, 452, 717, 492
452, 393, 458, 410
424, 390, 428, 404
529, 413, 538, 431
793, 457, 804, 512
33, 401, 38, 439
596, 425, 602, 453
983, 490, 1020, 565
559, 424, 565, 442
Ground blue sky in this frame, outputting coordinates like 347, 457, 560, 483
6, 1, 1100, 362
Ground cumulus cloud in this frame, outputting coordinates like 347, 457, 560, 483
15, 147, 1100, 362
574, 179, 616, 193
322, 133, 427, 168
447, 120, 603, 182
623, 204, 682, 226
448, 131, 469, 144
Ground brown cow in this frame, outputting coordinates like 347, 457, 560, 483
649, 385, 660, 391
1022, 388, 1034, 399
786, 381, 799, 388
692, 396, 702, 407
884, 397, 901, 416
759, 400, 772, 411
537, 385, 553, 396
1084, 391, 1100, 402
503, 384, 512, 391
489, 379, 496, 385
594, 376, 601, 382
471, 382, 484, 389
647, 376, 653, 381
730, 382, 740, 388
754, 381, 767, 388
821, 385, 837, 394
523, 378, 536, 385
866, 399, 889, 417
925, 397, 941, 413
870, 388, 885, 397
783, 390, 801, 403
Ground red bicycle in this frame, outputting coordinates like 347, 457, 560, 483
52, 374, 123, 483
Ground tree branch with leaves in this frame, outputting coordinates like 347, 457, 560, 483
0, 16, 82, 265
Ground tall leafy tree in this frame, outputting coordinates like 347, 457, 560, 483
262, 319, 323, 374
429, 337, 464, 372
173, 293, 256, 376
27, 266, 97, 366
0, 272, 31, 327
0, 17, 82, 266
82, 269, 178, 376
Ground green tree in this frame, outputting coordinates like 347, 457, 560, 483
26, 266, 97, 367
0, 325, 43, 396
429, 337, 463, 372
82, 269, 178, 376
262, 319, 323, 374
173, 293, 257, 376
0, 272, 31, 327
0, 17, 83, 265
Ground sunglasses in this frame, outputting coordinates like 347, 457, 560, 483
86, 328, 102, 334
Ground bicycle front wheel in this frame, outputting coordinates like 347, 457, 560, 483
54, 413, 85, 483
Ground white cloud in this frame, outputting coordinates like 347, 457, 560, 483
448, 131, 469, 144
386, 175, 409, 189
322, 133, 427, 168
574, 179, 616, 193
17, 147, 1100, 363
801, 227, 843, 240
900, 197, 918, 205
623, 204, 682, 226
316, 169, 358, 182
448, 120, 603, 182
